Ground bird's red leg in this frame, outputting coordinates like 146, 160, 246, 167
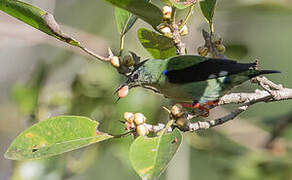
180, 100, 219, 117
180, 103, 193, 108
206, 99, 219, 108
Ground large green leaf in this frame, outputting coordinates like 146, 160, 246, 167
138, 28, 177, 59
129, 129, 183, 179
0, 0, 80, 46
115, 7, 137, 36
105, 0, 162, 28
5, 116, 113, 160
200, 0, 217, 24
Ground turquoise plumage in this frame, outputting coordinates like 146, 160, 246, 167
123, 55, 279, 104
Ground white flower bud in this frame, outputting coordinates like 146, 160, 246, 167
134, 113, 146, 126
160, 26, 172, 34
162, 6, 172, 20
179, 25, 188, 36
136, 124, 149, 136
124, 112, 135, 123
110, 56, 120, 68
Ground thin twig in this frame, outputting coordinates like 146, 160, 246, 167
79, 46, 110, 62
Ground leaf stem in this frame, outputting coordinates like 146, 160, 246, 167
179, 5, 194, 30
209, 22, 214, 34
119, 34, 125, 55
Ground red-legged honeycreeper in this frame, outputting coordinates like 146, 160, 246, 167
120, 55, 280, 103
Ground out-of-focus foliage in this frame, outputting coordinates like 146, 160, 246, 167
11, 63, 47, 115
1, 0, 292, 179
225, 44, 249, 60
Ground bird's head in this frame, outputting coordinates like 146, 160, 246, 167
115, 59, 163, 99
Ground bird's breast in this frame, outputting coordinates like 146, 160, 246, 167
155, 77, 227, 103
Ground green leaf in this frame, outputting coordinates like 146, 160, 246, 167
129, 129, 183, 179
0, 0, 80, 47
200, 0, 217, 24
105, 0, 163, 28
5, 116, 113, 160
138, 28, 177, 59
168, 0, 196, 9
115, 7, 137, 35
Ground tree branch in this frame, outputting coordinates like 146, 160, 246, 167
172, 23, 186, 55
187, 76, 292, 131
143, 76, 292, 133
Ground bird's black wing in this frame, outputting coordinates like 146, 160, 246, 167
165, 58, 256, 84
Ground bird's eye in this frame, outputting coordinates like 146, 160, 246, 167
133, 73, 139, 80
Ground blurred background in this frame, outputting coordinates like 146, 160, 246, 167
1, 0, 292, 179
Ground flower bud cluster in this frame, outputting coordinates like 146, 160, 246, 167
123, 112, 149, 136
160, 6, 189, 37
197, 33, 225, 56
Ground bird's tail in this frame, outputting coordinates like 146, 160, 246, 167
248, 70, 281, 79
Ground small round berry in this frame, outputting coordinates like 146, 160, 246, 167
110, 56, 120, 68
176, 117, 189, 131
136, 124, 149, 136
197, 46, 209, 56
134, 113, 146, 126
125, 121, 133, 130
123, 55, 135, 67
216, 44, 226, 54
179, 25, 188, 36
171, 104, 183, 118
162, 6, 172, 20
124, 112, 134, 123
117, 85, 129, 98
211, 34, 223, 45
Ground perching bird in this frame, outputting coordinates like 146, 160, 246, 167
119, 55, 279, 112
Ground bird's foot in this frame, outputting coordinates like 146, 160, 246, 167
204, 99, 219, 109
180, 100, 219, 117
